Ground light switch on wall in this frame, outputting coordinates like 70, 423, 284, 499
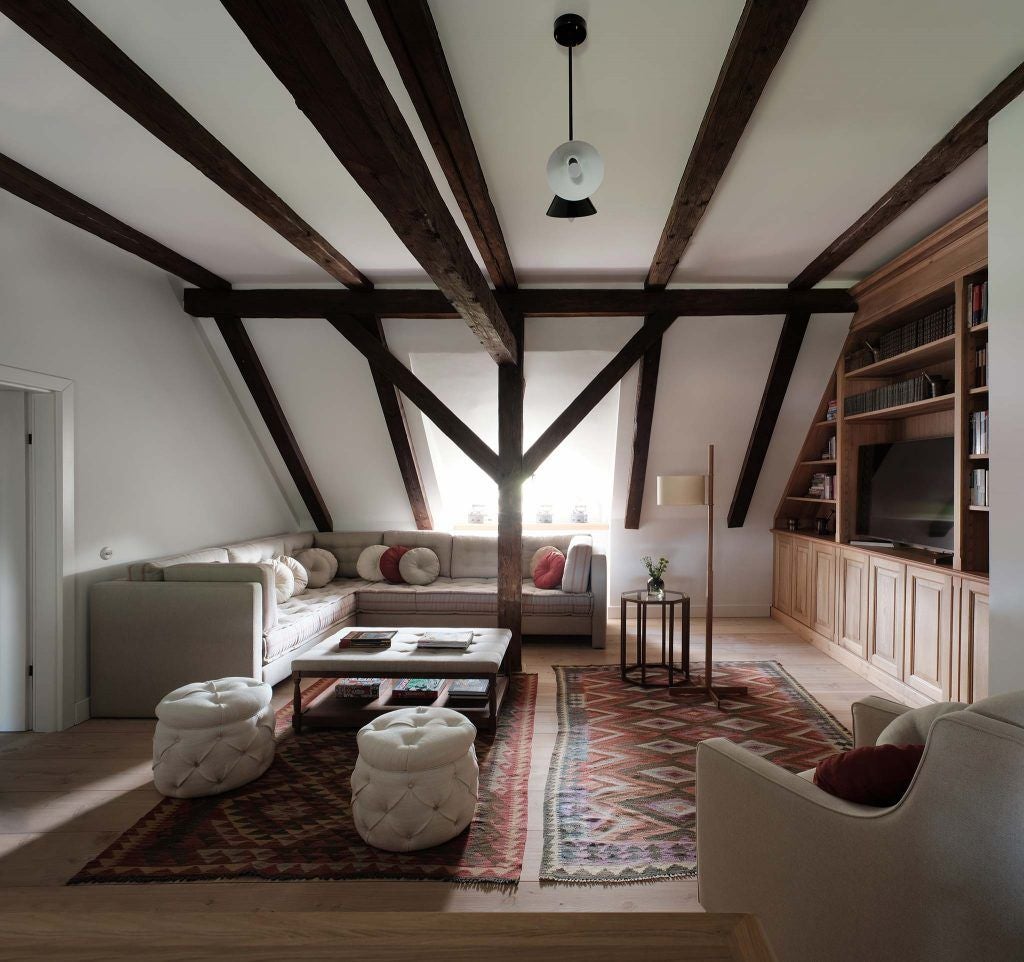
100, 547, 113, 560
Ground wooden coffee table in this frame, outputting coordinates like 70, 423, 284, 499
289, 627, 513, 733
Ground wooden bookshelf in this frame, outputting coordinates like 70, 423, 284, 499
844, 334, 955, 380
843, 393, 955, 423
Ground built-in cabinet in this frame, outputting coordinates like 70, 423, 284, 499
868, 557, 904, 679
837, 547, 868, 659
810, 543, 836, 640
956, 578, 990, 703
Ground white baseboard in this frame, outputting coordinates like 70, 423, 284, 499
74, 697, 90, 725
608, 604, 770, 620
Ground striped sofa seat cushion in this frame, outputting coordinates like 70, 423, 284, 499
264, 579, 366, 663
354, 579, 593, 619
523, 584, 593, 618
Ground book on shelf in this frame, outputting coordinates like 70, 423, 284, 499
821, 435, 837, 460
391, 678, 445, 702
807, 473, 834, 500
416, 630, 474, 650
967, 278, 989, 328
447, 678, 490, 703
825, 399, 838, 422
334, 678, 383, 700
970, 468, 990, 507
338, 629, 396, 651
975, 345, 987, 388
969, 410, 989, 456
844, 303, 955, 371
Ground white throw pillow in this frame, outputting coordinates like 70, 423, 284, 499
356, 544, 390, 583
294, 547, 338, 589
561, 535, 593, 592
399, 546, 440, 586
277, 555, 309, 595
266, 559, 295, 604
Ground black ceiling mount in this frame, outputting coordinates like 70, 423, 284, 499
553, 13, 587, 48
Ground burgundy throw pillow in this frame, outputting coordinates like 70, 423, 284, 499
533, 547, 565, 589
813, 743, 925, 807
379, 545, 410, 584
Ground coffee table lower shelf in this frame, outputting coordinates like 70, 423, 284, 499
293, 674, 510, 733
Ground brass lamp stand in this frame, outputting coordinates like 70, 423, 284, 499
657, 444, 748, 708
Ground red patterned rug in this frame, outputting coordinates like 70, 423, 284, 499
541, 662, 851, 883
70, 674, 536, 886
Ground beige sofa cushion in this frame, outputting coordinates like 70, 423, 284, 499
225, 533, 314, 564
128, 546, 230, 582
164, 562, 278, 633
383, 531, 453, 578
314, 532, 383, 577
354, 578, 592, 618
265, 579, 367, 663
561, 535, 593, 592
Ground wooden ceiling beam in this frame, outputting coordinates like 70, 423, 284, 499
354, 315, 434, 530
216, 316, 334, 532
522, 312, 679, 479
623, 319, 664, 529
368, 0, 516, 290
0, 151, 229, 290
184, 286, 856, 319
645, 0, 808, 289
0, 0, 369, 288
328, 315, 500, 481
221, 0, 516, 364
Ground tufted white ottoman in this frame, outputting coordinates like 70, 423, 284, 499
351, 706, 479, 852
152, 677, 275, 798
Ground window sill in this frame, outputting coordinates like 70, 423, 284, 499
453, 523, 609, 533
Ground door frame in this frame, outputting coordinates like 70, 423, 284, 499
0, 364, 75, 731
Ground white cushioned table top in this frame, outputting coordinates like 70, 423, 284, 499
357, 706, 477, 772
292, 627, 511, 673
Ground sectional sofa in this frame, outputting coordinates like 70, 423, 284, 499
90, 529, 606, 716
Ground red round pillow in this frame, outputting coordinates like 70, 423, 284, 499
532, 547, 565, 589
379, 545, 410, 584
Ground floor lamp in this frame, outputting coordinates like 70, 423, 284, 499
657, 444, 748, 707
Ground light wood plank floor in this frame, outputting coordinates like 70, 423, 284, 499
0, 618, 886, 912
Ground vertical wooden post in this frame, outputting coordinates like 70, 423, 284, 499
705, 443, 715, 681
498, 312, 524, 671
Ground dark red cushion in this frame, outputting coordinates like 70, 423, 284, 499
813, 743, 925, 807
379, 545, 410, 584
532, 547, 565, 589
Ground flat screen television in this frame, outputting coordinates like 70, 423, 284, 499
856, 437, 955, 552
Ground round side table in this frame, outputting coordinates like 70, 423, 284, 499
620, 590, 690, 688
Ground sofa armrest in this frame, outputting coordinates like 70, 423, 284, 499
852, 695, 910, 747
590, 553, 607, 649
164, 562, 276, 632
90, 581, 262, 717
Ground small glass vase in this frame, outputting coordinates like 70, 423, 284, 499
646, 576, 665, 599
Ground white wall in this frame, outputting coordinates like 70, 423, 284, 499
0, 192, 295, 713
986, 92, 1024, 694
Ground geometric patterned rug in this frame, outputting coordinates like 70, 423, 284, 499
541, 661, 851, 883
70, 674, 537, 887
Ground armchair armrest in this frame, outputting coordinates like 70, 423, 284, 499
164, 562, 276, 632
852, 695, 910, 747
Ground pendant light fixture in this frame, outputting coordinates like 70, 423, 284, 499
546, 13, 603, 219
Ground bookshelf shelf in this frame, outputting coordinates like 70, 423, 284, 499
844, 334, 955, 380
969, 323, 989, 335
844, 394, 955, 423
969, 505, 990, 512
970, 385, 989, 395
785, 496, 836, 504
813, 420, 837, 429
968, 453, 989, 461
800, 459, 836, 466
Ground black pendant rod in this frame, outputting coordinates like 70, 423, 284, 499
568, 45, 574, 140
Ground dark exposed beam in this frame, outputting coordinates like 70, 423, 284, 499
368, 0, 516, 290
355, 315, 434, 530
623, 320, 663, 530
327, 315, 500, 481
0, 152, 229, 290
221, 0, 515, 364
646, 0, 808, 289
215, 316, 333, 532
0, 0, 369, 288
522, 313, 679, 479
184, 286, 856, 319
791, 61, 1024, 290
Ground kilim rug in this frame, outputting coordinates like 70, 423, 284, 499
70, 674, 536, 886
541, 661, 851, 884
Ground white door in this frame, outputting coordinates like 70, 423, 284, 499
0, 389, 29, 730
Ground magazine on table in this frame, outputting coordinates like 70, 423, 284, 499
415, 630, 474, 650
338, 629, 396, 651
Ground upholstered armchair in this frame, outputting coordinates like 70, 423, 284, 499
696, 693, 1024, 962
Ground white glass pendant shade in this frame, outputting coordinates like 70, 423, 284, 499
546, 139, 604, 201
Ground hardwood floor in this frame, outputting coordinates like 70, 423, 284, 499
0, 617, 886, 912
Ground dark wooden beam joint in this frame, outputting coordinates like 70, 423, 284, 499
215, 316, 333, 532
623, 319, 664, 529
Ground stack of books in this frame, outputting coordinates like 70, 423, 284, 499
967, 278, 989, 327
334, 678, 383, 700
338, 629, 396, 651
825, 399, 838, 422
970, 469, 990, 507
416, 630, 474, 651
447, 679, 490, 706
845, 374, 939, 417
844, 304, 955, 372
807, 473, 834, 500
969, 410, 989, 455
391, 678, 444, 703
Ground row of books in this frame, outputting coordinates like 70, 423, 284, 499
975, 345, 987, 388
825, 399, 838, 422
807, 473, 835, 500
967, 278, 989, 328
844, 374, 942, 417
970, 469, 989, 508
969, 410, 990, 456
845, 304, 955, 372
333, 677, 490, 704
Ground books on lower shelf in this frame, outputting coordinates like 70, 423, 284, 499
391, 678, 445, 702
970, 469, 990, 507
807, 473, 834, 500
844, 374, 945, 416
969, 410, 989, 455
447, 678, 491, 705
967, 278, 989, 328
415, 630, 474, 651
334, 678, 383, 700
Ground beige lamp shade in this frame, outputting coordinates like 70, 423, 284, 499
657, 474, 708, 507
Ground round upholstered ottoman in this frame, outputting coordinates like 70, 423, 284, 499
152, 677, 275, 798
351, 706, 479, 852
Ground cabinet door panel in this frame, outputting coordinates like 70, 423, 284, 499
868, 558, 905, 678
904, 567, 953, 702
838, 549, 869, 658
811, 544, 837, 641
792, 539, 812, 627
774, 535, 793, 616
958, 579, 990, 703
